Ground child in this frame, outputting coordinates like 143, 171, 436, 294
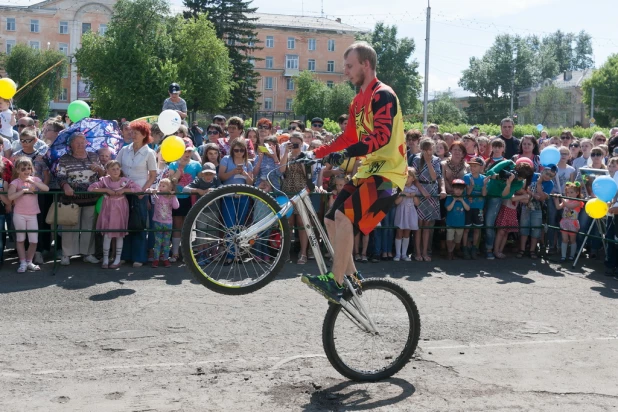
97, 146, 113, 166
88, 160, 142, 269
200, 142, 221, 171
493, 189, 530, 259
462, 157, 487, 259
149, 178, 179, 268
571, 138, 592, 173
253, 178, 275, 263
445, 179, 470, 260
393, 168, 420, 261
484, 139, 506, 172
462, 134, 478, 162
554, 182, 585, 262
519, 166, 555, 259
7, 156, 49, 272
477, 136, 490, 159
253, 136, 281, 190
0, 99, 16, 142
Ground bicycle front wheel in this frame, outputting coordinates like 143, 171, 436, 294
322, 278, 421, 381
181, 184, 291, 295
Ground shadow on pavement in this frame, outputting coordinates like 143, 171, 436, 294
302, 377, 415, 411
89, 288, 136, 301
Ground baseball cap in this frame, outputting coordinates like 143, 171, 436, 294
468, 156, 485, 167
182, 137, 195, 151
200, 162, 216, 174
169, 83, 181, 94
213, 115, 226, 122
311, 117, 324, 125
452, 178, 466, 186
469, 126, 479, 133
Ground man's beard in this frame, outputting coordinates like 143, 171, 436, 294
353, 71, 365, 87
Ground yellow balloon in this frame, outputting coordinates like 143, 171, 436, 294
0, 78, 17, 99
585, 198, 608, 219
160, 135, 185, 163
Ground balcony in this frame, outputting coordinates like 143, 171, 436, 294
284, 68, 299, 77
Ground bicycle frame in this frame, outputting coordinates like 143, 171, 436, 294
236, 161, 380, 335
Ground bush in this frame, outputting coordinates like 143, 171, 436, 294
402, 122, 608, 139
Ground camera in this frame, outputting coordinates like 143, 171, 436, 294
498, 169, 518, 180
292, 143, 300, 149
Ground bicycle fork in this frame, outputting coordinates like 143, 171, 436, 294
340, 277, 380, 335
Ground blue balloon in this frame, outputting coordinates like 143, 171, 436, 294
276, 195, 293, 218
536, 124, 544, 132
540, 146, 560, 167
591, 175, 618, 202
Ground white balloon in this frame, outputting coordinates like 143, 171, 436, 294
158, 109, 182, 135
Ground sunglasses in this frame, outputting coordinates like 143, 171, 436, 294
312, 123, 323, 127
560, 136, 571, 140
17, 124, 27, 128
569, 144, 580, 148
258, 125, 271, 130
233, 148, 246, 153
20, 138, 34, 143
591, 152, 604, 157
207, 130, 219, 135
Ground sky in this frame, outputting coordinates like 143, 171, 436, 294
4, 0, 617, 97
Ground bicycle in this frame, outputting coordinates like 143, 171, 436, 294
181, 156, 421, 381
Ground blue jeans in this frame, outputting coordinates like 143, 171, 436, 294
520, 208, 543, 239
577, 211, 602, 251
121, 196, 149, 263
484, 197, 502, 251
372, 207, 396, 255
222, 196, 250, 259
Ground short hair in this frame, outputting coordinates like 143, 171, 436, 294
19, 128, 36, 140
129, 120, 153, 144
206, 123, 224, 136
491, 138, 505, 148
264, 136, 279, 146
406, 129, 422, 140
289, 120, 305, 132
607, 156, 618, 166
580, 138, 593, 147
428, 123, 439, 131
500, 118, 514, 126
45, 120, 65, 133
203, 142, 220, 153
104, 160, 123, 176
560, 130, 574, 140
337, 114, 348, 125
303, 129, 315, 138
289, 131, 304, 143
344, 41, 377, 71
150, 122, 162, 137
257, 117, 272, 129
228, 116, 244, 130
450, 140, 468, 158
177, 124, 189, 136
20, 116, 35, 127
419, 137, 435, 151
592, 131, 607, 140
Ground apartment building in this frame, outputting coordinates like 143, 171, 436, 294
251, 13, 363, 113
0, 0, 113, 112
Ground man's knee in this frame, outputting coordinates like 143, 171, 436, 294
334, 210, 352, 226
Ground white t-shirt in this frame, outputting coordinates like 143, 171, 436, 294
0, 109, 13, 138
116, 143, 157, 188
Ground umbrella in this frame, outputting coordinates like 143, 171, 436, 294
45, 118, 123, 173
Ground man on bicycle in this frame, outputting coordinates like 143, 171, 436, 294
302, 41, 407, 303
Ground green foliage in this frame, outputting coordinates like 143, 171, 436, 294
517, 85, 570, 127
427, 93, 467, 124
321, 118, 342, 134
357, 22, 421, 114
582, 54, 618, 127
2, 44, 67, 117
75, 0, 232, 120
400, 122, 607, 139
292, 71, 354, 120
184, 0, 261, 114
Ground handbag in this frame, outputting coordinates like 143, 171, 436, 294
46, 202, 80, 226
127, 195, 146, 231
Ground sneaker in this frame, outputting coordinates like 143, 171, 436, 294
33, 251, 45, 265
132, 262, 143, 268
169, 255, 178, 263
162, 260, 171, 268
17, 262, 27, 273
301, 272, 343, 304
151, 260, 159, 268
26, 262, 40, 271
568, 256, 574, 261
393, 256, 401, 262
61, 256, 70, 266
486, 252, 495, 260
84, 255, 100, 264
403, 256, 412, 262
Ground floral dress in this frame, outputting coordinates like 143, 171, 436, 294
412, 155, 442, 221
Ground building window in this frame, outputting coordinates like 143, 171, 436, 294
6, 18, 16, 31
287, 37, 295, 49
308, 59, 316, 72
264, 98, 273, 110
61, 65, 68, 79
286, 98, 293, 111
328, 39, 335, 52
59, 21, 68, 34
59, 88, 68, 101
286, 55, 299, 69
30, 41, 40, 50
59, 43, 69, 55
6, 40, 16, 55
265, 56, 273, 69
308, 38, 316, 51
226, 37, 235, 46
82, 23, 91, 34
31, 19, 40, 33
264, 77, 273, 90
266, 36, 274, 48
327, 81, 334, 88
248, 58, 255, 67
99, 24, 107, 35
286, 78, 294, 90
327, 61, 335, 72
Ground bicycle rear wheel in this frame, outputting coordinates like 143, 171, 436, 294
181, 184, 291, 295
322, 278, 421, 381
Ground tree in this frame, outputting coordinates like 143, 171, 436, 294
2, 45, 67, 117
427, 93, 467, 125
292, 71, 355, 120
357, 22, 421, 114
184, 0, 261, 115
76, 0, 232, 120
583, 54, 618, 127
518, 85, 569, 127
326, 82, 356, 120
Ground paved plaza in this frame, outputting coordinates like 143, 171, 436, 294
1, 254, 617, 411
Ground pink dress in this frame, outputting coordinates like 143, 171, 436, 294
88, 176, 141, 237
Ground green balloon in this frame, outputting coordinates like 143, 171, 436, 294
67, 100, 91, 123
95, 196, 104, 214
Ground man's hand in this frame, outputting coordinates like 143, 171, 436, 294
325, 150, 348, 167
